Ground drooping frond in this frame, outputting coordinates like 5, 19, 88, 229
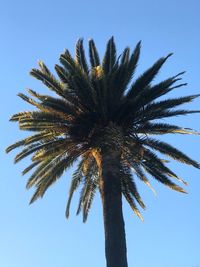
6, 131, 56, 153
142, 160, 186, 193
29, 154, 77, 204
14, 139, 66, 163
143, 138, 200, 169
22, 161, 41, 175
121, 165, 145, 209
123, 158, 157, 195
135, 122, 200, 136
74, 154, 99, 222
120, 166, 144, 221
26, 158, 56, 189
82, 174, 98, 222
65, 159, 85, 218
29, 89, 77, 118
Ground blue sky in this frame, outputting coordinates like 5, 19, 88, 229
1, 0, 200, 266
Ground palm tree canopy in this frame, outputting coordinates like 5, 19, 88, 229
7, 37, 200, 221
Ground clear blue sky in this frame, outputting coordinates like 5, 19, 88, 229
1, 0, 200, 266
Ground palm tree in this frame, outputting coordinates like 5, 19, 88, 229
7, 37, 200, 267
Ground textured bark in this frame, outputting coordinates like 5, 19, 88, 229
100, 149, 128, 267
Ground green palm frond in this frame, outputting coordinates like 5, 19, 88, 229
55, 64, 69, 83
120, 41, 141, 90
136, 109, 200, 125
141, 94, 200, 116
141, 72, 186, 103
106, 42, 141, 112
120, 47, 130, 64
26, 158, 56, 189
132, 72, 185, 105
60, 50, 97, 111
121, 181, 144, 221
14, 139, 66, 163
119, 83, 188, 124
65, 159, 85, 218
28, 89, 77, 117
30, 67, 65, 98
142, 161, 186, 193
29, 154, 76, 204
82, 175, 98, 222
6, 131, 55, 153
121, 166, 145, 209
127, 53, 173, 99
75, 39, 89, 74
135, 122, 200, 135
142, 148, 188, 185
124, 160, 157, 195
38, 60, 51, 76
75, 156, 99, 222
143, 138, 200, 168
22, 161, 41, 175
102, 36, 116, 74
89, 39, 100, 67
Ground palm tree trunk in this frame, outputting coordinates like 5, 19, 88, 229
100, 149, 128, 267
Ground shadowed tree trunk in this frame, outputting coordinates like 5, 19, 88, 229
100, 148, 128, 267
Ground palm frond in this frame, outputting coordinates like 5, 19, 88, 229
55, 64, 69, 83
136, 109, 200, 124
38, 60, 51, 76
125, 160, 157, 195
65, 159, 85, 218
82, 175, 98, 222
120, 47, 130, 64
102, 36, 116, 74
30, 67, 65, 98
142, 94, 200, 115
22, 161, 41, 175
28, 89, 77, 118
118, 79, 187, 124
26, 158, 57, 189
75, 38, 89, 74
75, 156, 99, 222
127, 53, 173, 99
60, 49, 97, 111
121, 166, 145, 209
135, 122, 200, 135
121, 41, 141, 89
29, 154, 76, 204
89, 39, 100, 67
143, 138, 200, 169
6, 131, 55, 153
142, 161, 186, 193
138, 72, 186, 104
107, 42, 141, 110
122, 186, 144, 221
